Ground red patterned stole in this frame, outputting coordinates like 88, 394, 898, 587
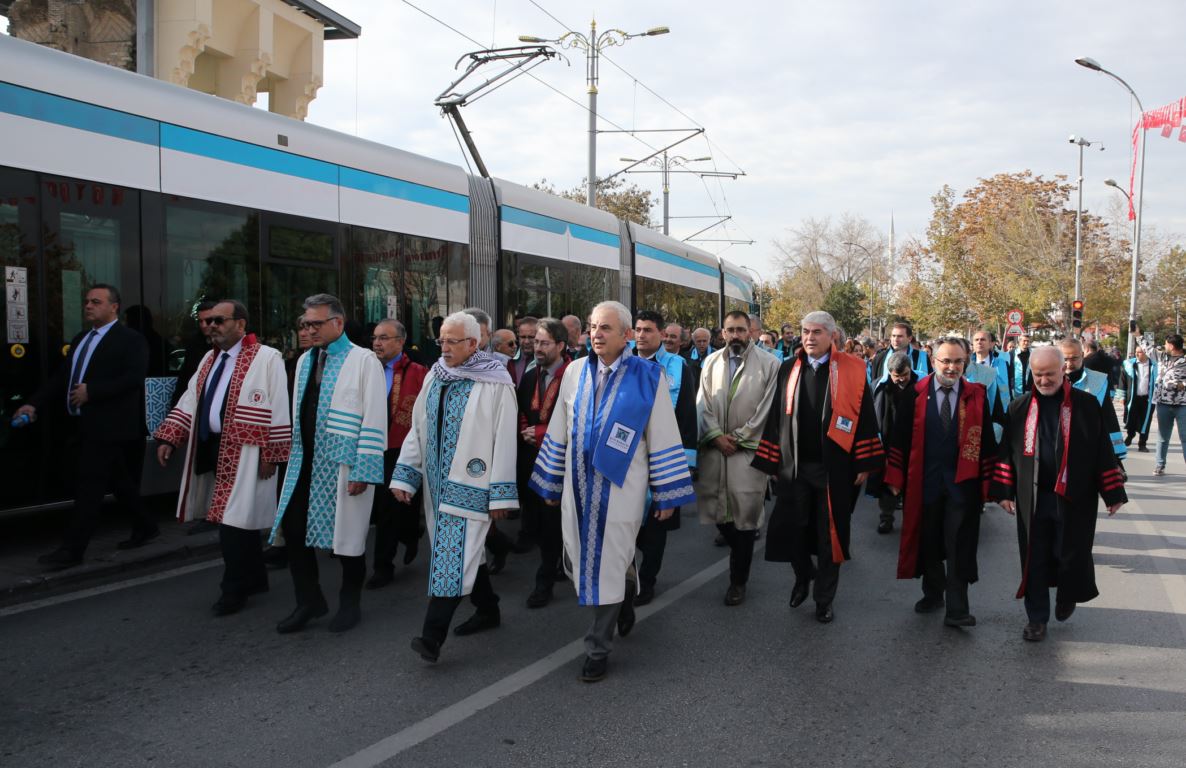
532, 359, 568, 426
1023, 379, 1073, 498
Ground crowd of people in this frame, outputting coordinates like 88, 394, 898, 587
16, 283, 1186, 682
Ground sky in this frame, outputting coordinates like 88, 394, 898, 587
298, 0, 1186, 283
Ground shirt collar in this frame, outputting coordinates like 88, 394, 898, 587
596, 348, 630, 375
91, 318, 118, 337
384, 352, 403, 370
216, 337, 244, 359
807, 352, 830, 367
933, 376, 961, 395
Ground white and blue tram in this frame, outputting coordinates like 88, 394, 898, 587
0, 34, 754, 514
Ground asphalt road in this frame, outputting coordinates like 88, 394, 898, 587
2, 444, 1185, 768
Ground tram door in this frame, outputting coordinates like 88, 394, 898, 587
0, 170, 140, 511
260, 214, 339, 357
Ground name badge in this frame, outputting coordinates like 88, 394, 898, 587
606, 422, 636, 453
835, 415, 854, 433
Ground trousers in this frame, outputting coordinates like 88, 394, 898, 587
421, 565, 499, 646
282, 468, 364, 609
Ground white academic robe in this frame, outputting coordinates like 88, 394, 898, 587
154, 337, 291, 530
530, 353, 695, 606
391, 372, 519, 597
271, 334, 387, 556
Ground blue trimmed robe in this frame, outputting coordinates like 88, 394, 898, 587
391, 372, 519, 597
530, 353, 695, 606
1073, 367, 1127, 461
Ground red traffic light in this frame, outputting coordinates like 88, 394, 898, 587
1071, 300, 1084, 311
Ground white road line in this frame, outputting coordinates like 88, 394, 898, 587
328, 548, 744, 768
0, 559, 221, 618
1120, 496, 1186, 642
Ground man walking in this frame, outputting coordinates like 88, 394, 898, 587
1120, 345, 1156, 453
867, 351, 917, 534
870, 321, 931, 382
1152, 334, 1186, 476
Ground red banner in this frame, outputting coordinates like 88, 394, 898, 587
1130, 96, 1186, 220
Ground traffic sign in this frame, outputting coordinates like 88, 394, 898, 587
1004, 323, 1025, 337
1006, 308, 1024, 325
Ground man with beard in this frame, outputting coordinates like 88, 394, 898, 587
508, 316, 538, 385
867, 351, 917, 534
519, 318, 571, 607
1061, 338, 1126, 463
884, 338, 1000, 629
754, 311, 883, 623
1120, 344, 1156, 452
991, 346, 1127, 642
870, 321, 931, 382
695, 310, 781, 605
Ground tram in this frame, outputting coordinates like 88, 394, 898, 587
0, 34, 754, 515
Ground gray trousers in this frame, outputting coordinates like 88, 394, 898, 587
877, 491, 897, 524
585, 603, 622, 660
920, 492, 970, 618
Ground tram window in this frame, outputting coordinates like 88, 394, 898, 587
161, 201, 258, 372
569, 263, 615, 320
270, 225, 333, 264
635, 275, 718, 330
404, 236, 458, 366
349, 226, 401, 325
263, 264, 338, 356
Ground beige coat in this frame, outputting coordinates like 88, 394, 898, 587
695, 344, 780, 530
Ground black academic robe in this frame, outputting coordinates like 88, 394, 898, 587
644, 354, 698, 532
754, 354, 884, 563
989, 386, 1129, 605
864, 372, 918, 497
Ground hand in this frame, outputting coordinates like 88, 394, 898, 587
69, 383, 89, 408
887, 485, 901, 497
714, 435, 737, 457
156, 443, 174, 467
14, 404, 36, 422
347, 481, 367, 496
655, 507, 674, 521
544, 498, 560, 507
854, 471, 870, 486
999, 500, 1016, 515
1107, 502, 1123, 516
258, 460, 276, 480
521, 428, 538, 446
391, 488, 413, 504
491, 508, 511, 521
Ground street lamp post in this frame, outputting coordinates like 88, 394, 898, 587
1069, 135, 1103, 320
1104, 178, 1140, 342
620, 151, 711, 234
843, 241, 876, 336
1076, 56, 1147, 356
520, 20, 669, 208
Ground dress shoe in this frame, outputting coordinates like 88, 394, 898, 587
212, 594, 246, 616
328, 604, 361, 633
1055, 601, 1076, 622
1022, 622, 1047, 642
526, 586, 553, 609
187, 519, 219, 536
37, 549, 83, 569
262, 547, 288, 570
276, 598, 328, 634
789, 579, 811, 608
1124, 435, 1133, 446
713, 532, 727, 547
877, 519, 894, 535
914, 595, 944, 614
634, 584, 655, 607
116, 527, 161, 550
1138, 445, 1149, 453
511, 537, 536, 555
411, 636, 440, 663
402, 539, 420, 565
487, 547, 508, 575
724, 583, 747, 606
454, 611, 500, 636
617, 591, 637, 637
365, 570, 395, 590
578, 655, 608, 683
944, 614, 977, 628
815, 603, 834, 623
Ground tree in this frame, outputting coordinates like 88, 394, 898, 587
822, 280, 866, 338
532, 176, 654, 226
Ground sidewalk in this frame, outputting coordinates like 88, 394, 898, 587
0, 498, 221, 608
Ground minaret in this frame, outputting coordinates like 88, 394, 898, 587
887, 212, 896, 287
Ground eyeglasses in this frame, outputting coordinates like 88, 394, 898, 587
934, 358, 967, 366
371, 335, 402, 342
299, 317, 339, 330
436, 338, 469, 347
200, 316, 230, 327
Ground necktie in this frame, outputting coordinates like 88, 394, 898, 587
67, 330, 98, 415
596, 366, 610, 405
314, 348, 326, 385
810, 359, 821, 372
939, 385, 953, 431
199, 352, 230, 441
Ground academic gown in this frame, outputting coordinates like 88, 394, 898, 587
646, 348, 699, 532
989, 385, 1128, 605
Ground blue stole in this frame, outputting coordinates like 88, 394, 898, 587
1073, 367, 1109, 405
652, 347, 684, 408
1122, 357, 1157, 432
576, 353, 659, 488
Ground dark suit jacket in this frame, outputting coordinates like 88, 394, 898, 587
33, 322, 149, 442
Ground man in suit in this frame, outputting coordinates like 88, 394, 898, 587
870, 321, 931, 382
16, 284, 154, 568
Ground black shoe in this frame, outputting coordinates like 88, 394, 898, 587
1124, 435, 1133, 446
276, 598, 329, 634
617, 590, 637, 638
724, 583, 746, 606
789, 579, 811, 608
634, 584, 655, 607
526, 586, 553, 609
411, 636, 440, 663
511, 537, 536, 555
1138, 445, 1149, 453
713, 532, 727, 547
877, 519, 893, 534
1023, 622, 1047, 642
187, 519, 218, 536
454, 611, 500, 636
914, 595, 944, 614
944, 613, 976, 628
815, 603, 834, 623
487, 548, 508, 576
1055, 601, 1076, 622
116, 527, 161, 550
212, 594, 246, 616
37, 548, 83, 569
402, 540, 419, 565
578, 655, 608, 683
262, 547, 288, 570
365, 570, 395, 590
328, 604, 361, 633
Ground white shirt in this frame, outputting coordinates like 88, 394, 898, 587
206, 338, 243, 435
1137, 360, 1151, 397
807, 352, 831, 370
68, 318, 118, 413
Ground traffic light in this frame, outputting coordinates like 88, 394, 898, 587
1071, 299, 1084, 329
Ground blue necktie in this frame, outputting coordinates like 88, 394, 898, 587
199, 352, 230, 441
67, 330, 98, 415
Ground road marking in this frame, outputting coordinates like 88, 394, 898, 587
1121, 496, 1186, 642
0, 559, 221, 618
328, 547, 748, 768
